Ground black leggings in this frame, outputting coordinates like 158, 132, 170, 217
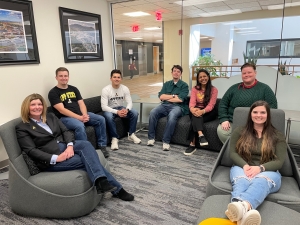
188, 107, 217, 143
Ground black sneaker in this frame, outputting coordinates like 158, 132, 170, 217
184, 145, 196, 156
199, 136, 208, 146
100, 146, 110, 158
113, 188, 134, 201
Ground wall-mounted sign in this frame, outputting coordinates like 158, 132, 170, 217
132, 25, 139, 32
200, 48, 211, 56
155, 11, 162, 21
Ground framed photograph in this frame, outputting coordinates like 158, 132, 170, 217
59, 7, 104, 63
0, 0, 40, 66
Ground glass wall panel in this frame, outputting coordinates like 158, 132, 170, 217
109, 1, 300, 146
110, 0, 165, 100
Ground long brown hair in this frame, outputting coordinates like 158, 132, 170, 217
195, 69, 213, 107
236, 101, 277, 164
21, 93, 47, 123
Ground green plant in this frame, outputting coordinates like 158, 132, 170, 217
191, 54, 227, 77
243, 49, 261, 65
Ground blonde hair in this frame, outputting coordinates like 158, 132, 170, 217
21, 93, 47, 123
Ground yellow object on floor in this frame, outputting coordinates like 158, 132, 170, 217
199, 218, 236, 225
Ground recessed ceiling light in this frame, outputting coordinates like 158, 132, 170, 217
156, 40, 163, 42
231, 27, 257, 31
123, 11, 150, 17
144, 27, 161, 30
174, 0, 223, 6
240, 33, 261, 35
268, 2, 300, 10
199, 9, 241, 17
131, 37, 143, 40
236, 30, 260, 34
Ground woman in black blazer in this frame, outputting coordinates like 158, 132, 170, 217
16, 93, 134, 201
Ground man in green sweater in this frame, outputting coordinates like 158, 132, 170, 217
217, 63, 277, 143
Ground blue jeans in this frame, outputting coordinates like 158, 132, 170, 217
60, 112, 107, 147
46, 141, 122, 194
230, 166, 281, 209
148, 103, 183, 144
102, 106, 138, 138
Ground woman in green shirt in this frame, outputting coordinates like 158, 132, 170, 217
225, 101, 286, 225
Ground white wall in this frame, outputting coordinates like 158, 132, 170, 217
0, 0, 114, 162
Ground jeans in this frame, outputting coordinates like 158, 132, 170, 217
230, 166, 281, 209
148, 103, 183, 144
60, 112, 107, 147
102, 106, 139, 138
46, 141, 122, 194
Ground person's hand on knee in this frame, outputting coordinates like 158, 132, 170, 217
221, 121, 231, 131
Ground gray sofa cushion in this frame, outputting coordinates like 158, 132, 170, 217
155, 98, 223, 152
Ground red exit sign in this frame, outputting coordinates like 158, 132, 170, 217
132, 25, 139, 32
155, 11, 162, 21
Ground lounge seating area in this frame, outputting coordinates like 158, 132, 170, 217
1, 95, 300, 223
46, 95, 223, 152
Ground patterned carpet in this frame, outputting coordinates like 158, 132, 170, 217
0, 132, 219, 225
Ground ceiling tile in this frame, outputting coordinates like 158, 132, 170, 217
202, 5, 232, 12
228, 2, 261, 9
240, 6, 263, 11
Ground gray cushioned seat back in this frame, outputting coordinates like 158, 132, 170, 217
0, 118, 31, 178
220, 107, 293, 176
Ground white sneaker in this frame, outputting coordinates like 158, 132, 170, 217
162, 143, 170, 151
237, 210, 261, 225
147, 139, 155, 146
225, 201, 248, 222
111, 137, 119, 150
128, 133, 141, 144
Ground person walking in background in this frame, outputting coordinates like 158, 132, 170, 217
217, 63, 277, 144
101, 69, 141, 150
48, 67, 109, 158
128, 60, 137, 79
184, 69, 218, 156
225, 101, 286, 225
16, 93, 134, 201
147, 65, 189, 151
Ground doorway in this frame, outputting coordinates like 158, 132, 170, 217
153, 46, 159, 74
138, 45, 147, 75
116, 44, 123, 73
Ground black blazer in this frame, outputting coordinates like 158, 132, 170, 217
15, 113, 74, 170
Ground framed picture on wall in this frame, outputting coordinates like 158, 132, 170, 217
0, 0, 40, 66
58, 7, 104, 63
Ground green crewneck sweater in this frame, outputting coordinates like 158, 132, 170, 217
218, 82, 277, 123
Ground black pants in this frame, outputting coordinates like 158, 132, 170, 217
188, 107, 217, 143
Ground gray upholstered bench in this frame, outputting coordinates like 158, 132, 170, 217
155, 98, 223, 152
196, 195, 300, 225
